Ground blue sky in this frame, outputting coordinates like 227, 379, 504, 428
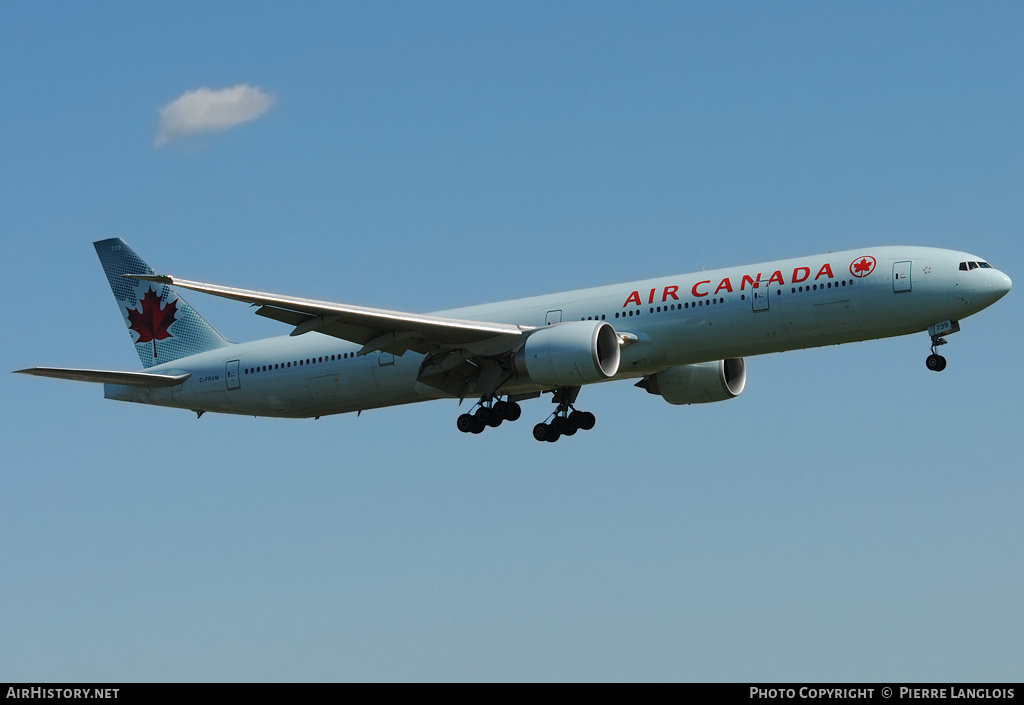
2, 2, 1021, 682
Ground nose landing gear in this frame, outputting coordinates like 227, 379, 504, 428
925, 320, 959, 372
926, 347, 947, 372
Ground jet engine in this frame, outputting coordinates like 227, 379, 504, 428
638, 358, 746, 405
514, 320, 621, 387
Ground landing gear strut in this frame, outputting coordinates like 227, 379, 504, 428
532, 388, 596, 443
456, 396, 522, 434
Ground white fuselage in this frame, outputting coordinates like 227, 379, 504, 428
106, 246, 1011, 417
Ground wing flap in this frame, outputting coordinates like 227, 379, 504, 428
14, 367, 190, 387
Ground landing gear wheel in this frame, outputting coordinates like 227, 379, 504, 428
533, 423, 559, 442
926, 354, 947, 372
456, 414, 475, 433
505, 402, 522, 422
577, 411, 596, 430
472, 406, 500, 428
470, 417, 486, 434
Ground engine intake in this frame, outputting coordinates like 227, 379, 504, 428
514, 320, 620, 387
640, 358, 746, 405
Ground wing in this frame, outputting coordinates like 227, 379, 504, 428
15, 367, 190, 386
126, 274, 532, 356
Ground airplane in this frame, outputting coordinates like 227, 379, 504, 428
15, 239, 1011, 442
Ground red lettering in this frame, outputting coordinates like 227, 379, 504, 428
742, 274, 761, 290
692, 280, 711, 297
714, 278, 733, 294
815, 263, 835, 280
648, 289, 656, 304
792, 267, 810, 283
623, 291, 642, 307
768, 270, 785, 286
662, 285, 679, 301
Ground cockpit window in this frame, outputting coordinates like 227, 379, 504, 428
960, 261, 992, 271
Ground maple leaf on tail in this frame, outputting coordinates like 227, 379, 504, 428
126, 288, 178, 358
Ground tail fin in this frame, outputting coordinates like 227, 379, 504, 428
94, 238, 231, 367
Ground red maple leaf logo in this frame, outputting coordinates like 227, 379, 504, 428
126, 288, 177, 358
850, 256, 876, 277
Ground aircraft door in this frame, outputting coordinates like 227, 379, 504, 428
893, 261, 912, 292
225, 360, 240, 390
752, 287, 770, 312
545, 310, 562, 325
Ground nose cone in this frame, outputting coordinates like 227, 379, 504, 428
993, 271, 1012, 300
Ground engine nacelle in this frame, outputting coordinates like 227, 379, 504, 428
640, 358, 746, 405
514, 320, 621, 387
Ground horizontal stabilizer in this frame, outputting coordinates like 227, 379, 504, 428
14, 367, 190, 387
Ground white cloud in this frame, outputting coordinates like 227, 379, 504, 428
155, 84, 275, 146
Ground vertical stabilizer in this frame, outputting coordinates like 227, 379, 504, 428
94, 238, 231, 367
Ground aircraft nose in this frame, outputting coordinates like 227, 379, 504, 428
993, 271, 1012, 299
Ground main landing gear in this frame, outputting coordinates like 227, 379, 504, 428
456, 397, 522, 434
532, 409, 596, 443
532, 388, 596, 443
456, 389, 597, 441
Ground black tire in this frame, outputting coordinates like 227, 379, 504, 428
456, 414, 475, 433
551, 416, 567, 433
505, 402, 522, 422
568, 411, 585, 430
475, 407, 492, 423
926, 354, 947, 372
533, 423, 550, 442
579, 411, 596, 430
470, 417, 486, 434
